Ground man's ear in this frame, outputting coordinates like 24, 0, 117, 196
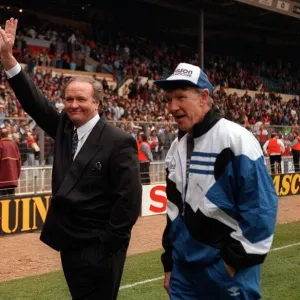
201, 88, 209, 100
199, 88, 209, 106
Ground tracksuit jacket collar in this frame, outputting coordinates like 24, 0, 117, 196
178, 106, 222, 140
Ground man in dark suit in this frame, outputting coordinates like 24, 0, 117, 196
0, 18, 142, 300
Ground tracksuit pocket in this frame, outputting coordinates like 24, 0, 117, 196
207, 258, 235, 285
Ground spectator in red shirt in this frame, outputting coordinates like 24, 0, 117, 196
0, 128, 21, 196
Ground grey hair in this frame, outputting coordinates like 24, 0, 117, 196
208, 96, 214, 106
64, 76, 103, 106
193, 87, 214, 106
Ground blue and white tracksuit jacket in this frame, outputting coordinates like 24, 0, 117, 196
161, 107, 278, 297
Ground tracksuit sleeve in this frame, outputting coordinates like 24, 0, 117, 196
221, 152, 278, 270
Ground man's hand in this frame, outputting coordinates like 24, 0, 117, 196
163, 272, 171, 295
0, 18, 18, 70
223, 260, 236, 278
0, 18, 18, 55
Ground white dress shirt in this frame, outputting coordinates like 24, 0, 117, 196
5, 62, 100, 160
73, 114, 100, 159
5, 63, 21, 78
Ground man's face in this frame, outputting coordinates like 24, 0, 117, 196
166, 88, 207, 132
12, 125, 18, 133
64, 81, 99, 128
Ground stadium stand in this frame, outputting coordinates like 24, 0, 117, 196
0, 2, 300, 189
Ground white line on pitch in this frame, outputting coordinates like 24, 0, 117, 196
270, 241, 300, 252
119, 276, 164, 290
119, 241, 300, 291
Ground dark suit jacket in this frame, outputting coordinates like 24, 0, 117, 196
8, 70, 142, 253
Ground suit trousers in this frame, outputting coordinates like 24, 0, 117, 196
60, 240, 126, 300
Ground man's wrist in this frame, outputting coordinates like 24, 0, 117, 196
223, 260, 236, 277
4, 60, 21, 78
1, 53, 18, 72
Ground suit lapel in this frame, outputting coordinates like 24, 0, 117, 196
56, 117, 107, 197
52, 118, 73, 195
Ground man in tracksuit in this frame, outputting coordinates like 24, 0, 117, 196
155, 63, 278, 300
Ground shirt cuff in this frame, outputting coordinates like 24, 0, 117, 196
5, 63, 21, 79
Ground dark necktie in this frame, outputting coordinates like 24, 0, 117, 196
72, 128, 78, 159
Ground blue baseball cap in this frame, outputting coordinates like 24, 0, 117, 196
154, 62, 213, 95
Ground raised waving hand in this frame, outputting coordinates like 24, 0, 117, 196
0, 18, 18, 70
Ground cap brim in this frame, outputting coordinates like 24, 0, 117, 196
154, 79, 199, 90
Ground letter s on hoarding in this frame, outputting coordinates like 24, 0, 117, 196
141, 184, 167, 216
149, 185, 167, 213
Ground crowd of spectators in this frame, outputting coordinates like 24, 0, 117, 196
247, 60, 300, 94
1, 6, 300, 93
0, 10, 299, 165
0, 61, 300, 165
6, 11, 286, 92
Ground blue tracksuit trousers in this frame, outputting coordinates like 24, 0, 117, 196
169, 259, 261, 299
